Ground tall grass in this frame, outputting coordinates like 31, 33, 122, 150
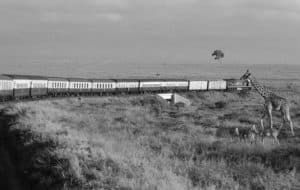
3, 90, 300, 190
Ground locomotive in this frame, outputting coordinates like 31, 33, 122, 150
0, 74, 251, 101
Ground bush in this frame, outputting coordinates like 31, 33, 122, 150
215, 101, 227, 109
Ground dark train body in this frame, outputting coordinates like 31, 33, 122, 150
0, 74, 251, 101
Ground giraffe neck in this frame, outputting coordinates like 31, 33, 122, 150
248, 76, 272, 99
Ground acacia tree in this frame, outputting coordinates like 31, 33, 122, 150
211, 50, 224, 63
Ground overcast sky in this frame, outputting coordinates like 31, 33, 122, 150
1, 0, 300, 67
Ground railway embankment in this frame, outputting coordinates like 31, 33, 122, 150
0, 109, 29, 190
0, 91, 299, 189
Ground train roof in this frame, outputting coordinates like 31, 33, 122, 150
47, 77, 69, 81
68, 78, 91, 82
4, 74, 48, 80
0, 75, 13, 80
90, 79, 116, 82
139, 78, 188, 82
113, 79, 139, 82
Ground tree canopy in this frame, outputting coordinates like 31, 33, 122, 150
211, 50, 224, 60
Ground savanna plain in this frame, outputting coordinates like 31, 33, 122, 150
0, 80, 300, 190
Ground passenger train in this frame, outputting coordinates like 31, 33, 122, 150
0, 74, 250, 101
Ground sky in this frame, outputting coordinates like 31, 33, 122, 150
0, 0, 300, 71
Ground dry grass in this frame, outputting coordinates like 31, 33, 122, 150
2, 83, 300, 189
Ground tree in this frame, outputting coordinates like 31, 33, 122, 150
211, 50, 224, 63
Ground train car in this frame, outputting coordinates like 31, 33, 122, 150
68, 78, 92, 95
188, 80, 208, 91
139, 79, 164, 92
207, 80, 227, 90
114, 79, 139, 93
161, 79, 189, 92
0, 75, 13, 101
224, 79, 251, 91
29, 75, 48, 97
91, 79, 116, 95
48, 77, 69, 96
5, 74, 48, 98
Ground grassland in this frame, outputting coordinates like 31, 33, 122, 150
1, 82, 300, 190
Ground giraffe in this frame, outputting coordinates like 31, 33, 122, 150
240, 69, 294, 136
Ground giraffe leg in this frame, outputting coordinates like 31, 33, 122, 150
281, 106, 294, 136
274, 135, 280, 145
267, 103, 273, 129
285, 107, 294, 136
260, 112, 266, 130
260, 104, 268, 130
